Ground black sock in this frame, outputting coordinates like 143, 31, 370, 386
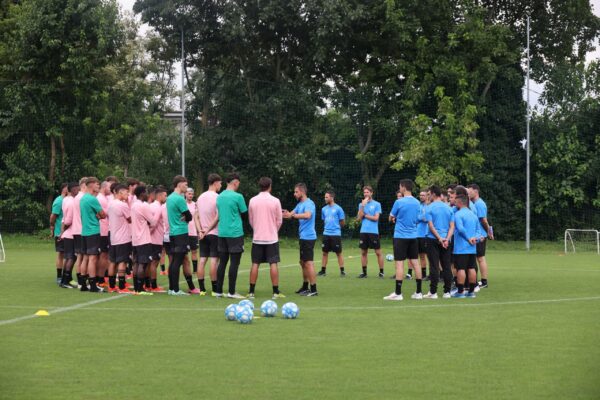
379, 268, 384, 274
77, 273, 83, 286
457, 283, 465, 293
481, 278, 488, 285
108, 275, 116, 289
395, 280, 403, 295
273, 285, 279, 294
469, 282, 477, 293
211, 280, 217, 292
408, 269, 413, 275
362, 266, 367, 274
192, 260, 198, 273
118, 276, 126, 290
340, 267, 345, 272
160, 264, 165, 272
97, 276, 104, 285
145, 277, 151, 289
151, 279, 157, 289
56, 268, 62, 279
88, 276, 97, 290
302, 281, 309, 290
416, 279, 422, 293
321, 267, 326, 272
249, 283, 256, 293
185, 274, 195, 290
198, 279, 206, 292
422, 267, 427, 277
310, 284, 317, 293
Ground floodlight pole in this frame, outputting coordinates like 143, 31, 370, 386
180, 28, 186, 177
525, 15, 531, 251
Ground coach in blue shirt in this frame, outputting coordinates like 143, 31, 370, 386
357, 185, 384, 278
452, 195, 479, 298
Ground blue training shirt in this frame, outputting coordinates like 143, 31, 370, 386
321, 204, 345, 236
473, 198, 488, 238
426, 201, 454, 240
417, 203, 429, 238
453, 207, 478, 254
390, 196, 420, 239
358, 200, 381, 234
293, 198, 317, 240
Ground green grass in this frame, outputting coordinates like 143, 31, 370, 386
0, 236, 599, 400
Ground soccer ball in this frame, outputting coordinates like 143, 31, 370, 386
281, 302, 299, 319
260, 300, 278, 317
239, 299, 254, 311
224, 304, 239, 321
236, 305, 253, 324
385, 254, 394, 262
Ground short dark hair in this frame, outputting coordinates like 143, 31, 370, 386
456, 195, 469, 205
455, 185, 468, 196
295, 183, 307, 193
226, 173, 240, 184
68, 182, 79, 192
207, 173, 222, 185
325, 190, 335, 198
147, 186, 156, 195
399, 179, 413, 192
126, 178, 139, 187
429, 185, 441, 197
363, 185, 373, 193
467, 183, 480, 192
59, 182, 68, 191
105, 176, 119, 183
134, 185, 147, 198
447, 184, 457, 192
86, 177, 100, 185
172, 175, 187, 188
258, 177, 272, 191
79, 177, 88, 185
113, 183, 127, 193
154, 185, 167, 194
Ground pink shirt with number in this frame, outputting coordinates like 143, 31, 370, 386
97, 193, 110, 236
149, 201, 164, 245
61, 196, 74, 239
196, 191, 219, 236
71, 191, 84, 235
248, 191, 282, 243
108, 199, 131, 246
187, 200, 198, 236
131, 201, 157, 246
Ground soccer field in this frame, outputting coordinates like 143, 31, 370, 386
0, 236, 598, 400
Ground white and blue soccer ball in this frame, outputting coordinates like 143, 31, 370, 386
225, 304, 239, 321
260, 300, 278, 317
281, 302, 299, 319
239, 299, 254, 311
385, 253, 394, 262
236, 305, 254, 324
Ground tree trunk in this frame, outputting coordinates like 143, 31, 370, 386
59, 133, 65, 177
47, 134, 56, 212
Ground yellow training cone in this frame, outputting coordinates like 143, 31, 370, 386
35, 310, 50, 316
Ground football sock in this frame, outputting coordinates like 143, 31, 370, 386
301, 281, 309, 291
469, 282, 477, 293
160, 264, 165, 272
97, 276, 104, 285
321, 267, 326, 272
457, 283, 465, 293
310, 284, 317, 293
340, 266, 345, 272
408, 268, 413, 275
118, 276, 126, 290
249, 283, 256, 293
77, 273, 83, 286
211, 280, 217, 293
108, 275, 116, 289
198, 279, 206, 292
379, 268, 384, 274
273, 285, 279, 294
192, 260, 198, 273
151, 279, 158, 289
88, 276, 97, 290
56, 268, 62, 279
395, 280, 403, 295
145, 277, 151, 288
416, 279, 422, 293
481, 278, 488, 286
185, 274, 196, 290
362, 266, 367, 274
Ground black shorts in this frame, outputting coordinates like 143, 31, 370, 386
189, 235, 199, 251
251, 243, 280, 264
299, 239, 316, 262
170, 234, 190, 254
109, 242, 132, 264
218, 236, 245, 254
134, 243, 154, 264
73, 234, 83, 255
163, 241, 171, 256
54, 237, 64, 253
393, 238, 418, 261
151, 244, 162, 261
199, 234, 219, 258
63, 238, 75, 260
322, 235, 342, 254
476, 239, 487, 257
100, 236, 110, 253
454, 254, 477, 270
82, 234, 101, 255
359, 233, 380, 250
418, 237, 428, 254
